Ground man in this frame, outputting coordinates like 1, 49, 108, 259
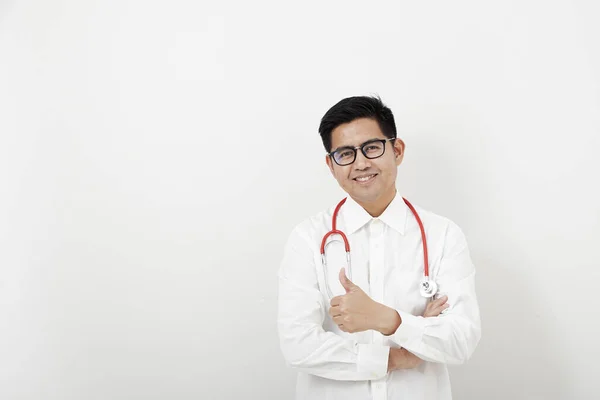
277, 96, 481, 400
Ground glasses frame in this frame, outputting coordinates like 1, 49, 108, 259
328, 137, 397, 166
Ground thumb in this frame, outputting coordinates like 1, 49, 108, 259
339, 268, 356, 293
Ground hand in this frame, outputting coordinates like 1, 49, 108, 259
388, 296, 449, 372
328, 268, 391, 334
387, 347, 423, 371
423, 295, 449, 317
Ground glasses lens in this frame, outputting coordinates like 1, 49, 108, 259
363, 141, 385, 158
333, 148, 356, 165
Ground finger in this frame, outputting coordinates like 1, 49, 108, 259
329, 306, 341, 318
433, 295, 448, 307
424, 300, 438, 312
338, 268, 356, 293
427, 297, 447, 311
423, 303, 443, 318
426, 302, 450, 317
330, 296, 342, 307
433, 303, 449, 313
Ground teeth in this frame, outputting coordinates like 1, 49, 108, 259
356, 174, 375, 182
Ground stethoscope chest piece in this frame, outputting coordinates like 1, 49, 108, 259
419, 278, 438, 298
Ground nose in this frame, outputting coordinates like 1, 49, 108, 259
353, 150, 371, 170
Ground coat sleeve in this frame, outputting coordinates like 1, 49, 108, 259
278, 226, 390, 380
388, 221, 482, 364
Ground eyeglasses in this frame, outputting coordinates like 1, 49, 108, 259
328, 138, 396, 166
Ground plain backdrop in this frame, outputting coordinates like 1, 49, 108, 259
1, 1, 599, 399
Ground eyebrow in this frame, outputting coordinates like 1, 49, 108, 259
332, 138, 383, 152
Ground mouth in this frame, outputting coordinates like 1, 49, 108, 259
353, 173, 378, 185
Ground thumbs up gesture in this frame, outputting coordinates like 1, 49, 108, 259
338, 267, 358, 294
329, 268, 400, 334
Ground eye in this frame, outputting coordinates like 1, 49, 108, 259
364, 143, 383, 153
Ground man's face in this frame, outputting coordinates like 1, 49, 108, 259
325, 118, 405, 205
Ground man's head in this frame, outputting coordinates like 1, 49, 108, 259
319, 96, 405, 214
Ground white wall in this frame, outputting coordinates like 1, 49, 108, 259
1, 1, 599, 399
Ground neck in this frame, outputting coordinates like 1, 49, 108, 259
354, 187, 397, 218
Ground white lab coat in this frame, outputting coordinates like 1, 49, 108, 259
277, 193, 481, 400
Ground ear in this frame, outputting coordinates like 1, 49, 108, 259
393, 138, 405, 166
325, 154, 335, 176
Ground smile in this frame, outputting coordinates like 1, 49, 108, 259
353, 174, 377, 184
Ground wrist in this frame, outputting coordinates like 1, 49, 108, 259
387, 347, 399, 372
377, 305, 401, 335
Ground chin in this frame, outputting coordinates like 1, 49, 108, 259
343, 180, 387, 201
349, 191, 380, 204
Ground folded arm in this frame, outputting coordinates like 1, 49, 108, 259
385, 221, 482, 365
277, 227, 390, 381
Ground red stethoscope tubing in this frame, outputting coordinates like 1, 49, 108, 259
320, 197, 429, 278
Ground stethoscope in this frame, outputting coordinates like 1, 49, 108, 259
320, 197, 438, 300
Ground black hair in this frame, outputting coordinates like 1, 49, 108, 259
318, 95, 397, 152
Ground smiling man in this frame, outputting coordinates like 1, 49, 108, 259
277, 96, 481, 400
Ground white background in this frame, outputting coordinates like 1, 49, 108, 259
1, 1, 599, 399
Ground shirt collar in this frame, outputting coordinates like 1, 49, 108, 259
341, 192, 408, 235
